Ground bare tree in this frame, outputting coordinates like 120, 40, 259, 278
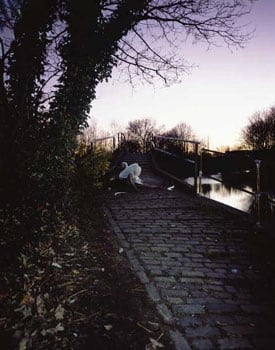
115, 0, 254, 85
127, 117, 162, 152
242, 108, 275, 150
165, 122, 195, 140
110, 119, 124, 137
160, 121, 196, 153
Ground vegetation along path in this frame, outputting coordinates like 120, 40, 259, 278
102, 153, 275, 350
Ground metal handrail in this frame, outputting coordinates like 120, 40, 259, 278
154, 135, 200, 145
153, 137, 273, 225
93, 136, 115, 143
201, 148, 224, 155
117, 132, 126, 143
152, 146, 196, 165
151, 137, 200, 191
152, 146, 177, 158
91, 136, 116, 151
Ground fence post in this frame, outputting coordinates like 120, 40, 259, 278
112, 136, 116, 151
198, 149, 203, 192
194, 143, 199, 192
254, 159, 261, 226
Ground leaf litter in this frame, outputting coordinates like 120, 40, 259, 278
0, 200, 173, 349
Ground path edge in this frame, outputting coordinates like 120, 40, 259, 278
102, 205, 192, 350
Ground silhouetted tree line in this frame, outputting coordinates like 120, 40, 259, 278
121, 118, 197, 154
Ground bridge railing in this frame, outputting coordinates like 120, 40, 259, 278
151, 139, 274, 225
90, 136, 116, 152
199, 148, 254, 194
200, 148, 275, 226
89, 132, 127, 151
151, 135, 200, 192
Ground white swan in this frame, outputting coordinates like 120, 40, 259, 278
119, 162, 143, 185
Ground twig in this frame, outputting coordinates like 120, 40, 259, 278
70, 312, 100, 324
157, 332, 164, 341
67, 289, 88, 300
132, 288, 146, 293
137, 322, 154, 334
57, 281, 75, 288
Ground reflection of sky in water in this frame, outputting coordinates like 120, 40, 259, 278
185, 176, 254, 212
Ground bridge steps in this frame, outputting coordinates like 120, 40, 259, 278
119, 152, 152, 169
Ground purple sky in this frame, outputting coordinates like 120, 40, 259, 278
90, 0, 275, 149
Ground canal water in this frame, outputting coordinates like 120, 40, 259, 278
184, 174, 254, 212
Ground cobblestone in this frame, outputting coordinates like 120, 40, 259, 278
181, 270, 205, 278
185, 325, 220, 337
179, 316, 204, 328
218, 337, 253, 349
157, 303, 174, 324
179, 277, 204, 284
103, 153, 275, 350
136, 271, 149, 283
169, 330, 191, 350
191, 338, 214, 350
145, 282, 161, 302
172, 304, 206, 315
206, 303, 240, 313
154, 276, 177, 283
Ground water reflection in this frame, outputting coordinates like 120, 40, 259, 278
184, 175, 254, 212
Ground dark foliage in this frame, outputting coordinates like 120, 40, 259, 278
0, 0, 254, 209
0, 0, 255, 252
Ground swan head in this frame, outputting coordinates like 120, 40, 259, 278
121, 162, 128, 169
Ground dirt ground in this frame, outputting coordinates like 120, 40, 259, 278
0, 196, 174, 350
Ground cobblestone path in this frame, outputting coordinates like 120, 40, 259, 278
103, 154, 275, 350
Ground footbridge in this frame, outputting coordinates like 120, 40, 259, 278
93, 135, 275, 349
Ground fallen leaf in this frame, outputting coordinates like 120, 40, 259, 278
149, 337, 164, 348
68, 298, 76, 304
40, 329, 47, 336
15, 305, 32, 319
20, 254, 29, 268
147, 321, 160, 331
65, 252, 75, 256
13, 330, 23, 339
41, 328, 56, 336
52, 262, 62, 269
82, 243, 89, 251
56, 323, 64, 332
36, 294, 46, 316
20, 293, 34, 306
19, 336, 28, 350
31, 330, 37, 337
55, 304, 65, 320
